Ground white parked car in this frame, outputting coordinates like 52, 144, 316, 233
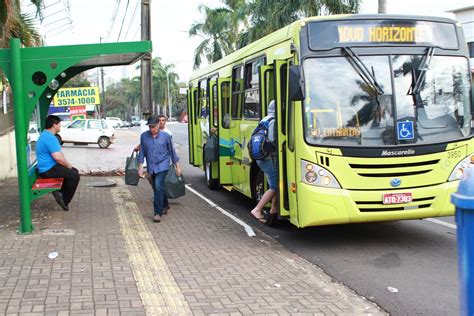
58, 119, 115, 148
105, 117, 124, 128
28, 122, 40, 144
51, 112, 72, 127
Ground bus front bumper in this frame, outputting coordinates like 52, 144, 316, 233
296, 181, 458, 228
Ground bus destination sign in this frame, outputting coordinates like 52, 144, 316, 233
337, 25, 431, 44
308, 20, 458, 50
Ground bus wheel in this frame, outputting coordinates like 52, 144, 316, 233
205, 160, 219, 190
252, 169, 265, 205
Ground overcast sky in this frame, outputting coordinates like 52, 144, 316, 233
26, 0, 473, 83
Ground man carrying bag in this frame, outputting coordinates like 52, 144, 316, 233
138, 115, 181, 223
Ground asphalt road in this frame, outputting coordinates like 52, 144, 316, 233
63, 123, 460, 315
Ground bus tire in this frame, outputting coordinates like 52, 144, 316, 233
252, 168, 265, 205
205, 159, 219, 190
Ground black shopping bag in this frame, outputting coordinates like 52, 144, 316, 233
165, 164, 185, 199
204, 134, 219, 162
125, 151, 140, 186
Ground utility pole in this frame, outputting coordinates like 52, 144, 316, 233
100, 37, 106, 118
166, 70, 171, 119
378, 0, 387, 13
140, 0, 152, 118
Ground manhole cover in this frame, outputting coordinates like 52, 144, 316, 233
87, 180, 117, 187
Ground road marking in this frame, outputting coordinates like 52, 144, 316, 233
185, 184, 256, 237
111, 181, 191, 315
424, 218, 457, 230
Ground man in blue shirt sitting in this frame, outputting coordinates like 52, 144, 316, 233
36, 115, 80, 211
138, 115, 181, 223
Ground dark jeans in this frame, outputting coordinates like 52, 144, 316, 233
151, 171, 168, 216
39, 165, 80, 205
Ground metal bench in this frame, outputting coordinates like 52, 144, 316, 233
28, 162, 63, 201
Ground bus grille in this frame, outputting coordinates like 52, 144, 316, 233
349, 159, 439, 177
355, 196, 435, 212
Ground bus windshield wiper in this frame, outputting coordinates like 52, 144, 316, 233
410, 46, 435, 95
343, 47, 384, 95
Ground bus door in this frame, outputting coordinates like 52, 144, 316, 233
206, 79, 219, 188
258, 64, 275, 195
230, 66, 244, 189
217, 77, 232, 185
187, 87, 197, 166
259, 65, 274, 114
195, 81, 209, 168
275, 59, 294, 219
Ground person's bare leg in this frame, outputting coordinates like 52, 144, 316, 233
250, 189, 276, 219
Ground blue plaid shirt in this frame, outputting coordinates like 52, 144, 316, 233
138, 130, 179, 174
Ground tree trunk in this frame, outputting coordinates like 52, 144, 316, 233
378, 0, 387, 13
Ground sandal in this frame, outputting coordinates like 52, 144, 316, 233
250, 212, 266, 223
263, 210, 277, 227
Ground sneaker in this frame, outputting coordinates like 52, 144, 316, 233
162, 206, 170, 215
52, 191, 69, 211
153, 214, 161, 222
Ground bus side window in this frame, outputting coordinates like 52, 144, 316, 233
221, 82, 231, 128
198, 79, 208, 118
231, 66, 243, 119
193, 89, 198, 124
243, 58, 264, 120
212, 84, 218, 127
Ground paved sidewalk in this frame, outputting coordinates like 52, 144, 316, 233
0, 176, 386, 315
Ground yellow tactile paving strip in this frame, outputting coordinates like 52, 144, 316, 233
111, 181, 191, 315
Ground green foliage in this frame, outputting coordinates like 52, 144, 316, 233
106, 57, 182, 119
0, 0, 43, 47
190, 0, 361, 67
104, 78, 141, 120
63, 75, 91, 88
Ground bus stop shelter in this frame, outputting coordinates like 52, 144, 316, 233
0, 38, 152, 234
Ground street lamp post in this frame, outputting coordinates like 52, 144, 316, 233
165, 70, 171, 119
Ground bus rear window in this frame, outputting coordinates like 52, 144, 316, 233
308, 20, 459, 50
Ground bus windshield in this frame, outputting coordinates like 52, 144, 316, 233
303, 54, 471, 146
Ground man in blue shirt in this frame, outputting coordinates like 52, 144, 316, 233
36, 115, 80, 211
138, 115, 181, 222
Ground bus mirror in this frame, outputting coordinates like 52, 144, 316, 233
289, 65, 304, 101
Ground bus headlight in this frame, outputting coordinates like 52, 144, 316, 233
448, 155, 474, 181
301, 160, 341, 188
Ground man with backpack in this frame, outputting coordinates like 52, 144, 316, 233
249, 100, 278, 225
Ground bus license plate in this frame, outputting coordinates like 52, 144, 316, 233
383, 193, 412, 205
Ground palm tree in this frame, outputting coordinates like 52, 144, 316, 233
151, 57, 179, 115
189, 0, 248, 69
239, 0, 361, 47
0, 0, 44, 47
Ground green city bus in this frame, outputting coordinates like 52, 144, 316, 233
187, 14, 473, 228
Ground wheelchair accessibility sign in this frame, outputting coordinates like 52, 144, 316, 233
397, 121, 414, 140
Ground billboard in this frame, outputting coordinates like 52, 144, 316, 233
53, 87, 101, 107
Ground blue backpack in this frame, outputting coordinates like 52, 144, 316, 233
248, 117, 274, 160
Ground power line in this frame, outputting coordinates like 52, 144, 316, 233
131, 24, 141, 40
106, 0, 122, 41
123, 0, 140, 40
116, 0, 131, 42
